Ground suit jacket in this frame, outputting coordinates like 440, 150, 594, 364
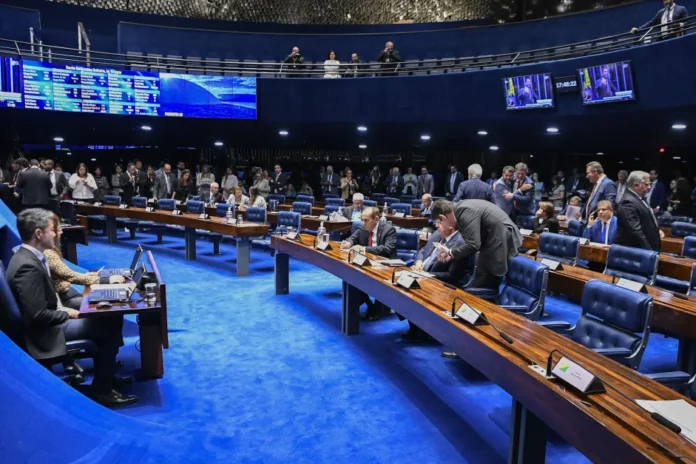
384, 175, 403, 195
321, 172, 341, 195
565, 176, 588, 200
419, 203, 433, 217
418, 174, 434, 195
492, 178, 514, 216
532, 216, 560, 234
584, 176, 617, 219
202, 191, 224, 204
120, 172, 138, 205
137, 176, 155, 199
641, 4, 689, 29
615, 190, 661, 251
342, 205, 364, 221
15, 167, 51, 206
512, 175, 535, 215
47, 170, 68, 198
445, 172, 465, 197
582, 216, 618, 245
153, 171, 176, 199
415, 231, 468, 285
269, 173, 287, 195
450, 200, 522, 277
647, 180, 668, 210
453, 178, 493, 202
346, 223, 397, 258
6, 247, 69, 360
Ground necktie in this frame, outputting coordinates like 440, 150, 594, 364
392, 176, 396, 185
586, 181, 599, 217
368, 232, 373, 247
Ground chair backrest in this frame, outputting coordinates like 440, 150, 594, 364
370, 193, 385, 202
574, 279, 652, 369
324, 205, 340, 215
410, 199, 422, 209
103, 195, 121, 206
325, 198, 345, 207
190, 195, 200, 201
399, 194, 415, 203
0, 262, 23, 346
186, 200, 205, 214
277, 211, 301, 229
537, 232, 579, 265
689, 263, 696, 298
384, 197, 399, 206
268, 194, 285, 205
132, 196, 147, 208
390, 203, 412, 215
217, 203, 235, 217
351, 220, 362, 235
660, 215, 691, 227
604, 245, 658, 285
323, 193, 340, 199
515, 215, 534, 230
291, 201, 312, 215
498, 256, 548, 321
157, 199, 175, 211
671, 221, 696, 239
363, 200, 377, 207
567, 219, 585, 238
246, 207, 266, 224
296, 194, 314, 206
395, 229, 419, 264
684, 236, 696, 259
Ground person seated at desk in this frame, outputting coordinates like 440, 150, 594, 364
248, 186, 267, 209
44, 214, 125, 309
582, 200, 617, 245
420, 194, 433, 217
342, 193, 365, 221
532, 201, 560, 234
173, 169, 195, 201
228, 186, 250, 209
6, 208, 137, 407
202, 182, 223, 205
340, 207, 396, 321
556, 196, 582, 221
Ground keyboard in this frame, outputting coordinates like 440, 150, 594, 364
99, 268, 130, 277
99, 289, 120, 300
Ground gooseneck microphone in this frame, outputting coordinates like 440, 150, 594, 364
450, 296, 465, 317
391, 266, 410, 284
477, 313, 514, 344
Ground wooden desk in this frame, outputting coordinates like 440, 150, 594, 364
522, 235, 695, 281
277, 204, 429, 229
60, 225, 88, 265
265, 211, 352, 233
80, 251, 168, 379
75, 204, 268, 277
559, 223, 684, 254
272, 235, 696, 463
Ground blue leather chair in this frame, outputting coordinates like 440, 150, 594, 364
268, 194, 285, 205
186, 200, 222, 253
390, 203, 412, 216
217, 203, 235, 218
494, 257, 548, 321
671, 221, 696, 239
296, 194, 314, 206
432, 196, 446, 202
395, 229, 419, 265
541, 279, 652, 369
186, 200, 205, 214
604, 245, 658, 285
400, 194, 415, 203
132, 196, 148, 208
325, 198, 345, 207
277, 211, 301, 232
459, 252, 480, 289
363, 200, 377, 207
537, 233, 580, 266
87, 194, 123, 233
410, 199, 422, 209
655, 238, 696, 294
103, 195, 121, 206
245, 207, 271, 250
683, 236, 696, 259
567, 219, 585, 238
190, 195, 200, 201
324, 205, 340, 215
157, 199, 176, 211
689, 263, 696, 297
370, 193, 385, 203
291, 201, 312, 215
351, 220, 362, 235
323, 193, 340, 199
384, 197, 399, 207
515, 215, 534, 230
660, 216, 691, 227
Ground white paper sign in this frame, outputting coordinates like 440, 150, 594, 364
519, 229, 533, 236
286, 231, 298, 240
551, 356, 603, 393
578, 238, 589, 245
540, 258, 562, 270
319, 215, 329, 221
456, 303, 482, 325
616, 278, 645, 293
394, 212, 406, 218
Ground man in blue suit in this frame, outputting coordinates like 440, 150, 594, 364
512, 162, 535, 217
582, 161, 617, 221
646, 169, 668, 214
453, 163, 493, 202
631, 0, 689, 35
492, 166, 515, 217
582, 200, 617, 245
445, 165, 465, 199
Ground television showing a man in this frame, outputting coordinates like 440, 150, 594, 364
595, 67, 618, 99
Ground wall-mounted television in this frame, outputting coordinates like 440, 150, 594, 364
0, 56, 23, 108
578, 61, 635, 105
503, 73, 554, 110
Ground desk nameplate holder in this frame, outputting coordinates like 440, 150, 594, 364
119, 204, 128, 209
171, 210, 181, 216
352, 253, 371, 267
316, 241, 331, 251
199, 213, 209, 220
394, 212, 406, 218
540, 259, 563, 271
145, 206, 155, 212
578, 238, 589, 245
396, 273, 420, 290
319, 215, 329, 221
616, 278, 647, 293
286, 231, 298, 240
551, 356, 605, 394
520, 229, 533, 236
93, 202, 102, 207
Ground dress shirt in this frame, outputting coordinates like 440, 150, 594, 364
164, 173, 171, 194
351, 210, 362, 221
646, 181, 656, 206
617, 183, 626, 202
585, 174, 606, 217
662, 4, 675, 33
369, 224, 379, 248
22, 244, 63, 308
422, 230, 457, 271
49, 171, 58, 196
450, 174, 456, 193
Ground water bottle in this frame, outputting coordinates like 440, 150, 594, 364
317, 221, 327, 239
380, 209, 387, 224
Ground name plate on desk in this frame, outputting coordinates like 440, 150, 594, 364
145, 206, 155, 212
519, 229, 533, 236
578, 238, 589, 245
393, 212, 405, 218
317, 241, 331, 251
319, 215, 329, 221
199, 213, 209, 220
455, 303, 485, 325
119, 203, 128, 209
396, 273, 420, 290
352, 253, 371, 266
551, 356, 605, 394
93, 202, 102, 207
616, 278, 647, 293
286, 231, 298, 240
227, 217, 235, 224
171, 209, 181, 216
540, 259, 563, 270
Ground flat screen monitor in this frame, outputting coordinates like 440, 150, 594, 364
0, 56, 23, 108
578, 61, 635, 105
159, 74, 257, 119
503, 73, 554, 110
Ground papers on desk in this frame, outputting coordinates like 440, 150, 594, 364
637, 399, 696, 445
565, 205, 581, 221
519, 229, 533, 236
375, 259, 407, 267
329, 212, 351, 223
394, 270, 429, 280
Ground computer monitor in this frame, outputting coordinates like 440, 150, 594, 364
578, 61, 635, 105
503, 73, 554, 110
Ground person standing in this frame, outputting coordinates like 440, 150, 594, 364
583, 161, 617, 220
418, 167, 434, 196
377, 41, 402, 76
69, 164, 98, 202
402, 167, 418, 196
512, 163, 535, 217
532, 172, 545, 203
153, 163, 176, 200
220, 168, 238, 202
111, 165, 124, 196
492, 166, 515, 217
366, 165, 382, 196
269, 164, 287, 195
616, 170, 628, 203
44, 160, 68, 201
549, 175, 565, 209
321, 165, 341, 197
197, 165, 215, 199
93, 167, 110, 203
646, 169, 668, 214
15, 159, 51, 210
173, 169, 195, 201
384, 167, 403, 196
253, 170, 270, 199
445, 166, 465, 199
340, 169, 360, 200
630, 0, 689, 36
453, 163, 493, 202
615, 171, 663, 251
120, 162, 138, 206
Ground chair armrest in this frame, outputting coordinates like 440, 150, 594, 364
500, 305, 531, 313
644, 371, 691, 388
592, 347, 634, 358
537, 321, 573, 331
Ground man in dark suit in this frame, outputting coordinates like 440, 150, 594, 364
320, 165, 341, 197
446, 166, 465, 199
269, 164, 287, 195
202, 182, 223, 205
377, 41, 402, 76
419, 194, 433, 217
565, 168, 588, 203
631, 0, 689, 36
384, 167, 403, 196
453, 163, 493, 202
346, 53, 366, 78
583, 161, 617, 220
43, 160, 67, 202
341, 207, 397, 321
432, 199, 522, 290
615, 171, 663, 251
153, 163, 176, 200
646, 169, 668, 214
15, 159, 51, 210
6, 208, 137, 406
512, 162, 535, 217
120, 162, 138, 206
341, 193, 365, 221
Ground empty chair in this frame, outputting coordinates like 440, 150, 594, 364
494, 257, 548, 321
411, 199, 422, 209
567, 219, 585, 238
400, 195, 415, 203
655, 229, 696, 292
370, 193, 385, 203
325, 198, 345, 207
87, 194, 122, 233
383, 197, 399, 207
537, 232, 580, 266
671, 221, 696, 239
390, 203, 412, 215
277, 211, 301, 232
660, 215, 691, 227
324, 205, 340, 215
683, 236, 696, 258
291, 202, 312, 215
157, 199, 176, 211
187, 200, 222, 254
604, 245, 658, 285
541, 279, 652, 369
363, 200, 377, 207
268, 194, 286, 205
296, 194, 314, 206
122, 197, 146, 239
103, 195, 121, 206
217, 203, 235, 218
395, 229, 419, 265
246, 206, 271, 250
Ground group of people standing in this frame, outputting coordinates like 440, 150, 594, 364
283, 41, 402, 78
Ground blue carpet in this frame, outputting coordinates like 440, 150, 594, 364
42, 229, 678, 462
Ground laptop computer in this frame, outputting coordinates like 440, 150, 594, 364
88, 264, 146, 303
98, 245, 143, 277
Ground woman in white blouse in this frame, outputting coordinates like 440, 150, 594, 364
68, 163, 98, 201
197, 165, 215, 198
249, 186, 267, 208
324, 51, 341, 79
221, 167, 239, 201
228, 186, 250, 209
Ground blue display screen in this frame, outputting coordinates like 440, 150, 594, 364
15, 57, 255, 119
578, 61, 635, 105
0, 56, 23, 108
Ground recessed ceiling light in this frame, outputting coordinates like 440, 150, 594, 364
420, 134, 431, 141
634, 157, 640, 161
357, 126, 367, 132
529, 154, 534, 158
489, 145, 499, 151
279, 130, 289, 136
596, 152, 604, 156
546, 127, 559, 133
214, 141, 223, 147
90, 158, 96, 162
141, 125, 152, 131
477, 130, 488, 136
358, 144, 367, 149
53, 137, 64, 142
66, 152, 72, 156
673, 156, 682, 160
619, 161, 624, 164
672, 123, 687, 130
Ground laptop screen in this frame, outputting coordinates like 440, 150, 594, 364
131, 264, 146, 287
130, 246, 143, 271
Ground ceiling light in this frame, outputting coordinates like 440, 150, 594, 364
357, 126, 367, 132
90, 158, 96, 162
672, 123, 687, 130
214, 141, 223, 147
477, 130, 488, 136
673, 156, 682, 160
489, 145, 499, 151
279, 130, 289, 136
141, 125, 152, 131
529, 154, 534, 158
660, 148, 665, 153
546, 127, 559, 133
634, 157, 640, 161
66, 152, 72, 156
53, 137, 64, 142
596, 152, 604, 156
358, 144, 367, 149
420, 134, 431, 141
619, 161, 624, 164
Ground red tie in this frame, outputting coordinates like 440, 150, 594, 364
368, 233, 373, 247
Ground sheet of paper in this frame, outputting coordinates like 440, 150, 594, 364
637, 399, 696, 445
565, 205, 580, 220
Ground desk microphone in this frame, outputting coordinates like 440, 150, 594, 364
391, 266, 409, 284
450, 296, 465, 317
478, 312, 514, 344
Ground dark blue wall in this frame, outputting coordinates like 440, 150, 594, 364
116, 1, 696, 60
255, 33, 696, 122
0, 4, 40, 43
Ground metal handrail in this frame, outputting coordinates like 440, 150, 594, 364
2, 16, 694, 77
